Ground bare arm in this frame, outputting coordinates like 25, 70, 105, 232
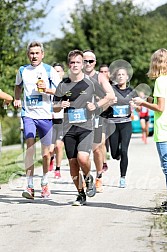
0, 90, 13, 103
132, 96, 165, 112
14, 85, 22, 108
98, 74, 115, 97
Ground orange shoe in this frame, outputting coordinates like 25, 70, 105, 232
41, 184, 50, 198
95, 178, 103, 193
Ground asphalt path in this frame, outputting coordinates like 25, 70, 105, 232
0, 134, 167, 252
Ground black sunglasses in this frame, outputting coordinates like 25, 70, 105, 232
84, 60, 95, 64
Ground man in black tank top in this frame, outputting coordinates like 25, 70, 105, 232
83, 50, 115, 193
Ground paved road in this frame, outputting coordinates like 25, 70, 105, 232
0, 134, 167, 252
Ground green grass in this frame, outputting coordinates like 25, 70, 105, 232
0, 147, 42, 184
0, 145, 67, 184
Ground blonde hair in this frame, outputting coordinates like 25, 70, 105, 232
147, 48, 167, 79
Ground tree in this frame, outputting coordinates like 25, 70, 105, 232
0, 0, 50, 116
47, 0, 167, 89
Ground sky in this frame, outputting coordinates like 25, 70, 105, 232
27, 0, 167, 42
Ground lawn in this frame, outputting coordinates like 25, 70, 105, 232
0, 146, 42, 184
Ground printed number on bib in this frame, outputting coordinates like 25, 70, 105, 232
113, 105, 130, 117
68, 108, 87, 123
26, 95, 43, 109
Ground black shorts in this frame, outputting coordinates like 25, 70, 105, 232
64, 125, 93, 159
140, 116, 149, 122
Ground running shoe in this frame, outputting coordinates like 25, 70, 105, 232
72, 192, 86, 206
49, 159, 54, 171
95, 178, 103, 193
102, 163, 108, 172
119, 177, 126, 188
152, 206, 167, 215
161, 200, 167, 207
22, 187, 34, 200
85, 175, 96, 197
54, 170, 61, 179
41, 184, 50, 198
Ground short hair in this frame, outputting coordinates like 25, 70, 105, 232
67, 49, 83, 63
99, 64, 109, 71
27, 41, 44, 53
83, 49, 96, 60
52, 62, 64, 70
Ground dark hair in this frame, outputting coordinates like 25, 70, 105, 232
99, 64, 109, 71
67, 49, 83, 63
52, 62, 64, 70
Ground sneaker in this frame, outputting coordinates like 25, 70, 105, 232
152, 206, 167, 215
72, 192, 86, 206
102, 163, 108, 172
41, 184, 50, 198
85, 175, 96, 197
22, 187, 34, 200
54, 170, 61, 179
119, 177, 126, 188
161, 200, 167, 207
95, 178, 103, 193
49, 159, 54, 171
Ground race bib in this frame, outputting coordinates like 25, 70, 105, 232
68, 108, 87, 123
26, 95, 43, 109
113, 105, 130, 117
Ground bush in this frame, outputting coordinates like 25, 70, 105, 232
1, 116, 21, 145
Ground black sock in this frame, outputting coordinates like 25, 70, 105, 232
97, 173, 102, 179
79, 188, 85, 195
55, 166, 60, 171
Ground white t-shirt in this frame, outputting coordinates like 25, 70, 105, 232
15, 62, 60, 119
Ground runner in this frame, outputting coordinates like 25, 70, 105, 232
14, 41, 60, 199
49, 63, 65, 179
53, 49, 112, 205
83, 50, 115, 193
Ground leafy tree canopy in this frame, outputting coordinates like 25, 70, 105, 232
46, 0, 167, 89
0, 0, 50, 116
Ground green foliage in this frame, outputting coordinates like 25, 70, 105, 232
1, 116, 21, 145
0, 0, 50, 103
46, 0, 167, 89
0, 147, 43, 184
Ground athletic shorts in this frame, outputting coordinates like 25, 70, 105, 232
22, 117, 53, 146
52, 119, 64, 144
64, 125, 94, 159
140, 116, 149, 122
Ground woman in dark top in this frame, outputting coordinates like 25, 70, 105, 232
102, 67, 139, 188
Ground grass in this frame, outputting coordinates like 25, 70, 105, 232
0, 146, 42, 184
0, 144, 67, 184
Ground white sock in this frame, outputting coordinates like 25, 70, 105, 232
27, 176, 33, 188
41, 173, 48, 185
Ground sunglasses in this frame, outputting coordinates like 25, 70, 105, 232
84, 60, 95, 64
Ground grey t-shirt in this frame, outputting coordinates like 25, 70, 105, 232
53, 74, 106, 132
